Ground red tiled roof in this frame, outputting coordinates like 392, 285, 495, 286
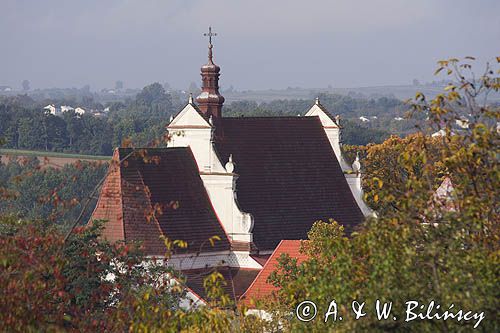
182, 267, 260, 303
92, 150, 125, 244
215, 116, 364, 251
92, 147, 231, 255
241, 240, 308, 306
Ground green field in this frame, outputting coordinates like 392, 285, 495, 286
0, 149, 111, 160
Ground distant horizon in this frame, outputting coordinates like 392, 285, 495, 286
0, 59, 494, 92
0, 79, 455, 93
1, 0, 498, 90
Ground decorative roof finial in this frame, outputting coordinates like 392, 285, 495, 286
188, 93, 194, 104
225, 154, 235, 173
204, 26, 217, 64
197, 26, 224, 119
352, 152, 361, 173
315, 97, 320, 105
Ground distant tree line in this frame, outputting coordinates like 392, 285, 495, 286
0, 84, 416, 156
0, 83, 174, 155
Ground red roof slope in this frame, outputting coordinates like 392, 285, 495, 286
92, 150, 125, 244
215, 116, 364, 250
92, 147, 231, 255
241, 240, 308, 305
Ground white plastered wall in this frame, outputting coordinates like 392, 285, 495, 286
305, 103, 351, 171
200, 173, 254, 243
167, 102, 254, 245
167, 103, 224, 173
165, 251, 263, 270
345, 173, 373, 217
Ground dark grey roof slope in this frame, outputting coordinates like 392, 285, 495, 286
215, 116, 364, 250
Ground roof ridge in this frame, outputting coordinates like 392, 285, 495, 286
168, 101, 212, 127
222, 116, 317, 120
118, 147, 192, 154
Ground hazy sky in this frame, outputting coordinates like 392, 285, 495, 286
1, 0, 499, 90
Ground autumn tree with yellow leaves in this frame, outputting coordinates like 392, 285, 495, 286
270, 57, 499, 332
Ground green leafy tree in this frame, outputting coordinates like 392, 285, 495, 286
22, 80, 30, 91
269, 57, 500, 332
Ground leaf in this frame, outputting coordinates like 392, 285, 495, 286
496, 56, 500, 63
465, 56, 476, 60
173, 240, 187, 248
434, 67, 444, 75
209, 235, 221, 247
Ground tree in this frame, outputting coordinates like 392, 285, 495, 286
22, 80, 30, 91
0, 217, 181, 331
188, 82, 200, 95
81, 84, 91, 94
0, 159, 106, 224
269, 57, 500, 332
115, 80, 124, 90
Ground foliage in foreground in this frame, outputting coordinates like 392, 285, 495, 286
0, 158, 106, 224
268, 57, 499, 332
0, 57, 498, 332
0, 218, 277, 332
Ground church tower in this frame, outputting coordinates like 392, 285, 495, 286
196, 26, 225, 119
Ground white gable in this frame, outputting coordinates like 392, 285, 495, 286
305, 100, 350, 171
168, 103, 211, 128
167, 101, 225, 174
305, 104, 338, 128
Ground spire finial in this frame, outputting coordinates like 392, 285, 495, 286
352, 152, 361, 173
204, 26, 217, 63
197, 26, 224, 119
188, 93, 194, 104
225, 154, 235, 173
204, 26, 216, 45
315, 97, 320, 105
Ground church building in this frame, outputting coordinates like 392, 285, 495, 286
91, 28, 371, 305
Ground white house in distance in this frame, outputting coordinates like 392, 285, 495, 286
44, 105, 88, 116
74, 107, 86, 115
44, 104, 58, 115
60, 105, 74, 113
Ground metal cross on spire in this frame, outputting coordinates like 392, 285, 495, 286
204, 26, 217, 45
